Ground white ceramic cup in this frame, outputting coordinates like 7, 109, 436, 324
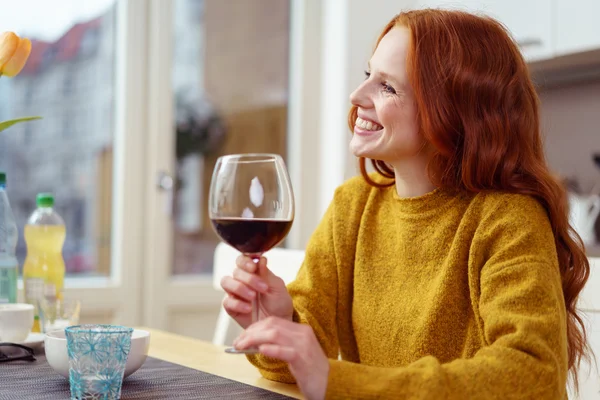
0, 303, 34, 342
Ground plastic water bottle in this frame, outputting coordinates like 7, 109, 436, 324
23, 193, 66, 332
0, 172, 19, 304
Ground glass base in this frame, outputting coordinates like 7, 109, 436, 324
225, 347, 259, 354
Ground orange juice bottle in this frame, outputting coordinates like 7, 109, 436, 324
23, 193, 66, 332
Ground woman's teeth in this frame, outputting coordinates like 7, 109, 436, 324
356, 117, 383, 131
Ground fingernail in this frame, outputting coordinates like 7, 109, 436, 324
257, 282, 268, 291
243, 303, 252, 312
246, 262, 255, 270
247, 290, 256, 298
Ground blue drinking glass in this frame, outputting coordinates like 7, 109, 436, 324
65, 324, 133, 400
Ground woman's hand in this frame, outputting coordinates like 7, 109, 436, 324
233, 317, 330, 400
220, 255, 294, 329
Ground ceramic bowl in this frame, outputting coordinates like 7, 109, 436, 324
44, 328, 150, 379
0, 303, 34, 342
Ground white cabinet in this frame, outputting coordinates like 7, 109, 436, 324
415, 0, 600, 63
556, 0, 600, 56
414, 0, 553, 61
481, 0, 553, 62
415, 0, 484, 9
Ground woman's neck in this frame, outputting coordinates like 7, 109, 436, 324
390, 156, 436, 198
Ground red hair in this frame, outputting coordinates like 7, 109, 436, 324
349, 9, 591, 386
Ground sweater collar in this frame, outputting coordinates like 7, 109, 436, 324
387, 185, 461, 215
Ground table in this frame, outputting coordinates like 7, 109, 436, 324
140, 327, 302, 399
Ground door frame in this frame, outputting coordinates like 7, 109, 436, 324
141, 0, 222, 331
140, 0, 353, 332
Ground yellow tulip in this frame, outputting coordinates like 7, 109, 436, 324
0, 32, 32, 77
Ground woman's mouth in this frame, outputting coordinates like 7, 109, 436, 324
354, 116, 383, 136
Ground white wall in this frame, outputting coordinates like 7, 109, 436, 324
539, 81, 600, 194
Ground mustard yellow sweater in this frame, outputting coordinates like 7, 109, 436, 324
248, 176, 568, 399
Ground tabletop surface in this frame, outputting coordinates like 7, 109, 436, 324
140, 327, 302, 399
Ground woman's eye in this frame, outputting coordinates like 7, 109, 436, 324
382, 83, 396, 94
364, 70, 371, 80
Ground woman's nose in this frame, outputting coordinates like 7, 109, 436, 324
350, 82, 372, 108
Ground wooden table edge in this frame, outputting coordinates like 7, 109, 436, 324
137, 327, 302, 399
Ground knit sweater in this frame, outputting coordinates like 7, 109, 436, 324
247, 175, 568, 399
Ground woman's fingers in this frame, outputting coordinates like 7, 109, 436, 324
256, 256, 269, 278
235, 255, 282, 289
234, 316, 299, 350
236, 255, 265, 274
223, 293, 252, 315
258, 344, 298, 363
232, 267, 269, 293
220, 276, 257, 301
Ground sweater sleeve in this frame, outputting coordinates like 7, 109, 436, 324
246, 195, 341, 383
324, 194, 568, 399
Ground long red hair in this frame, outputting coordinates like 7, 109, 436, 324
349, 9, 591, 385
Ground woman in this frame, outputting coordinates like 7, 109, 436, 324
220, 8, 590, 400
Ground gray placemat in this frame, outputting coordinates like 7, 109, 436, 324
0, 355, 295, 399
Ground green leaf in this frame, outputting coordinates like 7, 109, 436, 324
0, 116, 42, 132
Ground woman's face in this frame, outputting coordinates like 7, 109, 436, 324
349, 27, 423, 164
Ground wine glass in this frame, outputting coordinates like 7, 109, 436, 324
209, 153, 295, 354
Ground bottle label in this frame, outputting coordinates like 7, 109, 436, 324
43, 283, 56, 299
25, 278, 44, 303
0, 272, 9, 304
0, 262, 18, 303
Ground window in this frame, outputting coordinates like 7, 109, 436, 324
23, 124, 32, 146
79, 28, 99, 58
63, 73, 74, 96
0, 0, 117, 277
62, 113, 73, 139
171, 0, 291, 275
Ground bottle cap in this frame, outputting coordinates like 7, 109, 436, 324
36, 193, 54, 207
0, 172, 5, 185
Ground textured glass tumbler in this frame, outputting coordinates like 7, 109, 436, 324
65, 324, 134, 400
38, 298, 81, 333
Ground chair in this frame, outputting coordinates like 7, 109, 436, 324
568, 256, 600, 399
212, 242, 305, 345
579, 257, 600, 311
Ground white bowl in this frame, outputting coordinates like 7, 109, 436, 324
44, 328, 150, 379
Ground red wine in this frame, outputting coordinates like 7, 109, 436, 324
211, 218, 293, 254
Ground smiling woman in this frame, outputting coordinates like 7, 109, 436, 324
221, 7, 591, 400
348, 27, 431, 198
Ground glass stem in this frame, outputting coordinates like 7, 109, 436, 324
251, 256, 260, 325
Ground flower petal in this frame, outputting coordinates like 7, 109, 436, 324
0, 32, 19, 71
1, 37, 31, 77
